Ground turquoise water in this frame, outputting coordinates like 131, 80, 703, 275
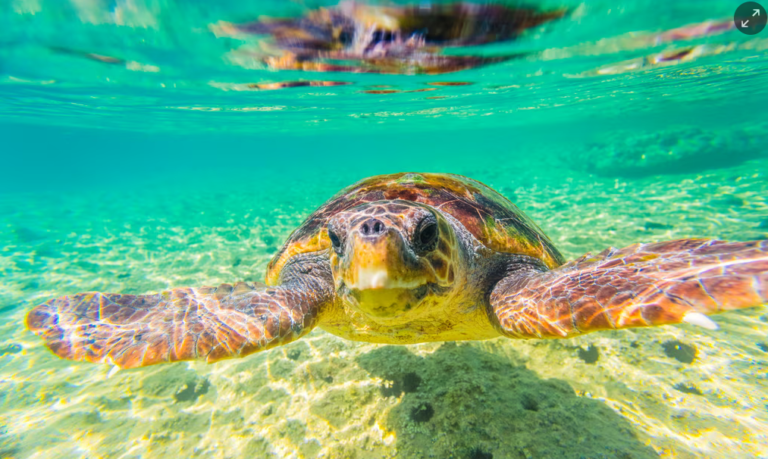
1, 1, 768, 458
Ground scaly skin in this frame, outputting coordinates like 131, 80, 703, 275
26, 253, 333, 369
490, 239, 768, 338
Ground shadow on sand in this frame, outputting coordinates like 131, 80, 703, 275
356, 342, 657, 459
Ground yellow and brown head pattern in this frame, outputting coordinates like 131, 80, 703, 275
326, 200, 460, 320
266, 173, 564, 287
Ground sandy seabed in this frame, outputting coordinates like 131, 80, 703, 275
1, 158, 767, 459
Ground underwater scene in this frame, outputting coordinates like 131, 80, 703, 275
1, 0, 768, 458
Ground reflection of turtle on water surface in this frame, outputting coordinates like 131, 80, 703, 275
212, 1, 741, 77
212, 1, 566, 74
27, 173, 768, 369
46, 1, 740, 80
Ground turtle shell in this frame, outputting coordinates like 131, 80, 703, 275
265, 173, 565, 285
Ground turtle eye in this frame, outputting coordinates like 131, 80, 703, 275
419, 223, 438, 246
414, 216, 439, 254
328, 227, 343, 254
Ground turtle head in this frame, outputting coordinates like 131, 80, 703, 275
327, 200, 460, 323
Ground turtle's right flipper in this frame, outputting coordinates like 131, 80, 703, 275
490, 239, 768, 338
27, 259, 333, 368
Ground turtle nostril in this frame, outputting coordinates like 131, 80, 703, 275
360, 219, 386, 237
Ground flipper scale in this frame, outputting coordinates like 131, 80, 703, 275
27, 278, 330, 368
490, 239, 768, 338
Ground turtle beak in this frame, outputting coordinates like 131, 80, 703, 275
341, 225, 431, 319
343, 220, 422, 291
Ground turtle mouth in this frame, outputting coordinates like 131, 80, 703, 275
346, 267, 426, 291
339, 281, 446, 320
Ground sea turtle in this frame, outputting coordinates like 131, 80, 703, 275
27, 173, 768, 369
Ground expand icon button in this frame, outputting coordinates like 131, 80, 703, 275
735, 2, 767, 35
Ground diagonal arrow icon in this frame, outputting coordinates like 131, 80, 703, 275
735, 4, 766, 35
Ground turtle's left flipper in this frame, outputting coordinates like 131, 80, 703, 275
27, 257, 334, 368
490, 239, 768, 338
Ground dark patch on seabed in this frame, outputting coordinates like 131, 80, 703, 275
662, 340, 697, 364
174, 378, 211, 403
577, 344, 600, 364
644, 221, 673, 231
673, 383, 703, 396
357, 343, 658, 459
139, 365, 214, 405
381, 371, 423, 397
469, 448, 494, 459
410, 403, 435, 423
